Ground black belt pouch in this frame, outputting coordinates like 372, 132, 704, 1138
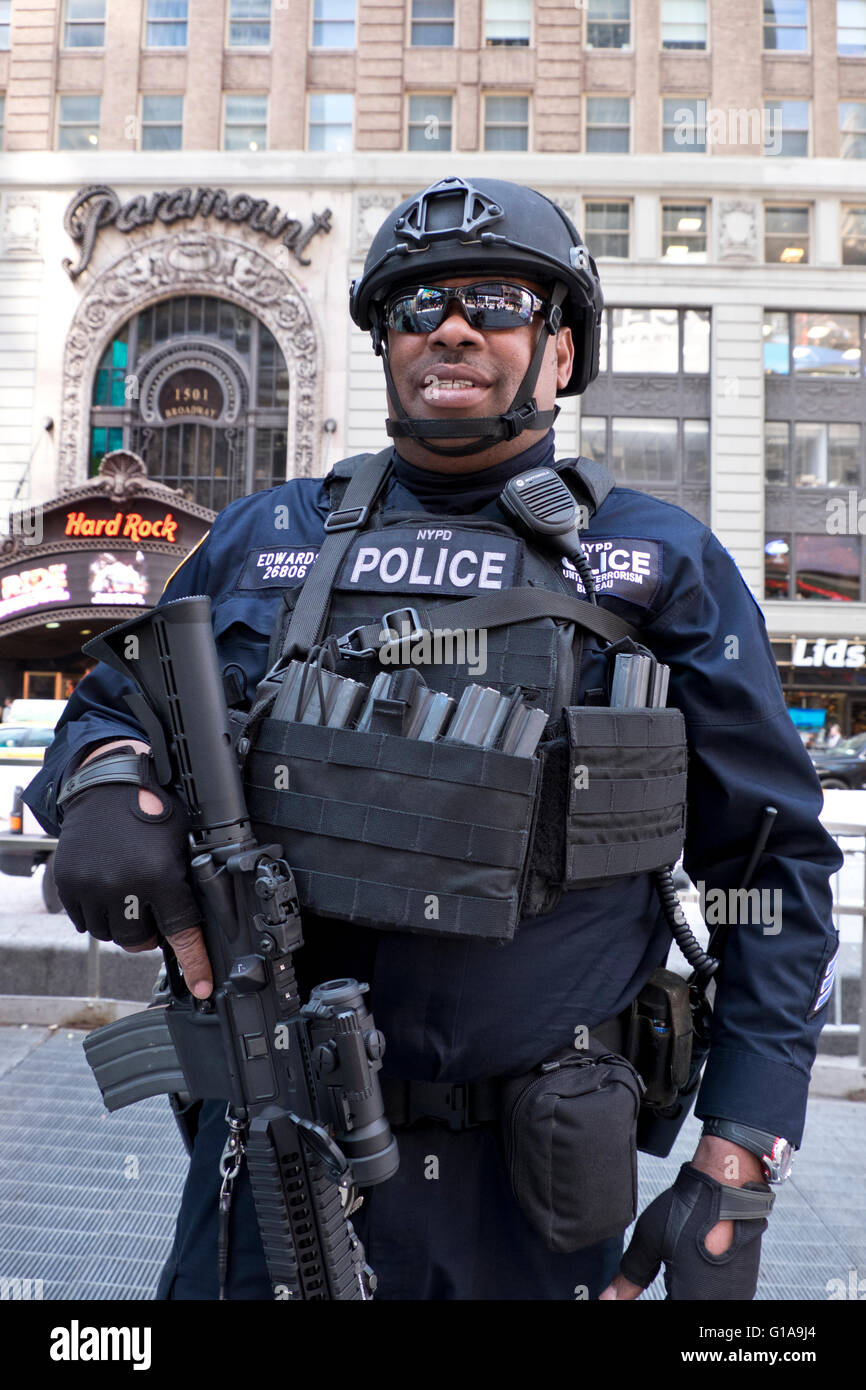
500, 1035, 643, 1253
245, 716, 540, 943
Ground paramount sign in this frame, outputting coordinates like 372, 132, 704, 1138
63, 184, 333, 279
792, 638, 866, 669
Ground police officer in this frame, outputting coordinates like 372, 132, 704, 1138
27, 177, 841, 1301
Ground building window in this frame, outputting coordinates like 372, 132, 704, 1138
841, 102, 866, 157
92, 298, 291, 511
764, 310, 866, 600
794, 422, 861, 487
765, 204, 810, 263
64, 0, 106, 48
585, 96, 629, 152
146, 0, 188, 48
224, 95, 267, 151
410, 0, 454, 46
661, 0, 707, 50
0, 1, 8, 50
662, 97, 707, 152
141, 95, 183, 150
308, 93, 353, 152
586, 0, 630, 48
763, 0, 808, 51
602, 308, 709, 374
764, 99, 809, 156
485, 0, 530, 46
0, 94, 4, 147
582, 417, 710, 514
483, 94, 529, 151
407, 94, 453, 151
583, 201, 630, 259
57, 95, 101, 150
763, 311, 861, 376
661, 203, 708, 261
843, 206, 866, 264
229, 0, 270, 47
312, 0, 356, 49
839, 0, 866, 54
765, 535, 860, 602
581, 308, 711, 521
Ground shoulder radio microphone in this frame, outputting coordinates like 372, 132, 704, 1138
498, 466, 598, 604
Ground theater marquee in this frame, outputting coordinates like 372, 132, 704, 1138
0, 452, 212, 651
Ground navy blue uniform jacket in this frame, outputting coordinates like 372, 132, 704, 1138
26, 433, 842, 1147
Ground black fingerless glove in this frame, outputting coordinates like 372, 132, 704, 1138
53, 749, 201, 948
618, 1162, 772, 1301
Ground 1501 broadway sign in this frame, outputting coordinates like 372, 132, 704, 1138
63, 184, 333, 280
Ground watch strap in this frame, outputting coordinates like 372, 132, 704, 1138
702, 1117, 781, 1153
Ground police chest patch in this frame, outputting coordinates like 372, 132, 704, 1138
335, 527, 519, 596
561, 538, 662, 608
237, 547, 320, 589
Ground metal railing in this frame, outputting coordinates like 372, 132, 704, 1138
822, 822, 865, 1066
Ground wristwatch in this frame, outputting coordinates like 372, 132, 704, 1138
701, 1118, 795, 1184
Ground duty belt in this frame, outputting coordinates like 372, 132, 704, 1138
380, 1076, 501, 1132
381, 1012, 627, 1132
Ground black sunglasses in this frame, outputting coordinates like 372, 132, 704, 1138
385, 282, 547, 334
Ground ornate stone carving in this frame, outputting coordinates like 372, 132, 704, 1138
353, 193, 404, 259
58, 231, 323, 491
765, 491, 844, 533
1, 193, 41, 256
717, 199, 759, 264
87, 449, 148, 498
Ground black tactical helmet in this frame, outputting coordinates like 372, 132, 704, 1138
349, 176, 604, 457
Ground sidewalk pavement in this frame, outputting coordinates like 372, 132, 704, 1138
0, 1019, 864, 1302
1, 867, 864, 1301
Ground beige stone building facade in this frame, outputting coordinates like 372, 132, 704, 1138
0, 0, 865, 729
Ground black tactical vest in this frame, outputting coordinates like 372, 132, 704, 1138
241, 451, 687, 942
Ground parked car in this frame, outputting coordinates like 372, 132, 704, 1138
4, 698, 67, 726
0, 723, 57, 760
810, 732, 866, 789
0, 726, 61, 911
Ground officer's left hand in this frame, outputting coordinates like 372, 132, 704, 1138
599, 1137, 769, 1301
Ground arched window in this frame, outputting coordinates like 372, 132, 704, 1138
89, 295, 289, 511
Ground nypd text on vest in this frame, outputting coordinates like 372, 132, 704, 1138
338, 527, 520, 596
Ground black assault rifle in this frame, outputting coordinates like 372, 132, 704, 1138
79, 596, 399, 1300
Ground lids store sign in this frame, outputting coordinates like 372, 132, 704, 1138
792, 638, 865, 669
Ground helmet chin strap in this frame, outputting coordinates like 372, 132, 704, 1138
379, 282, 567, 459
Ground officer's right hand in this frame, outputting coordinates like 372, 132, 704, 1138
53, 739, 214, 998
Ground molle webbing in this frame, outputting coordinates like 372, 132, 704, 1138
245, 716, 540, 942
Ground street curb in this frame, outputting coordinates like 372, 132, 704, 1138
808, 1057, 866, 1102
0, 994, 146, 1028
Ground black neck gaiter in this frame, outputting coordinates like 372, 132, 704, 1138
391, 432, 558, 516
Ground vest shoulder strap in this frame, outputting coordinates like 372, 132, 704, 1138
324, 450, 389, 511
282, 446, 394, 660
554, 455, 617, 521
